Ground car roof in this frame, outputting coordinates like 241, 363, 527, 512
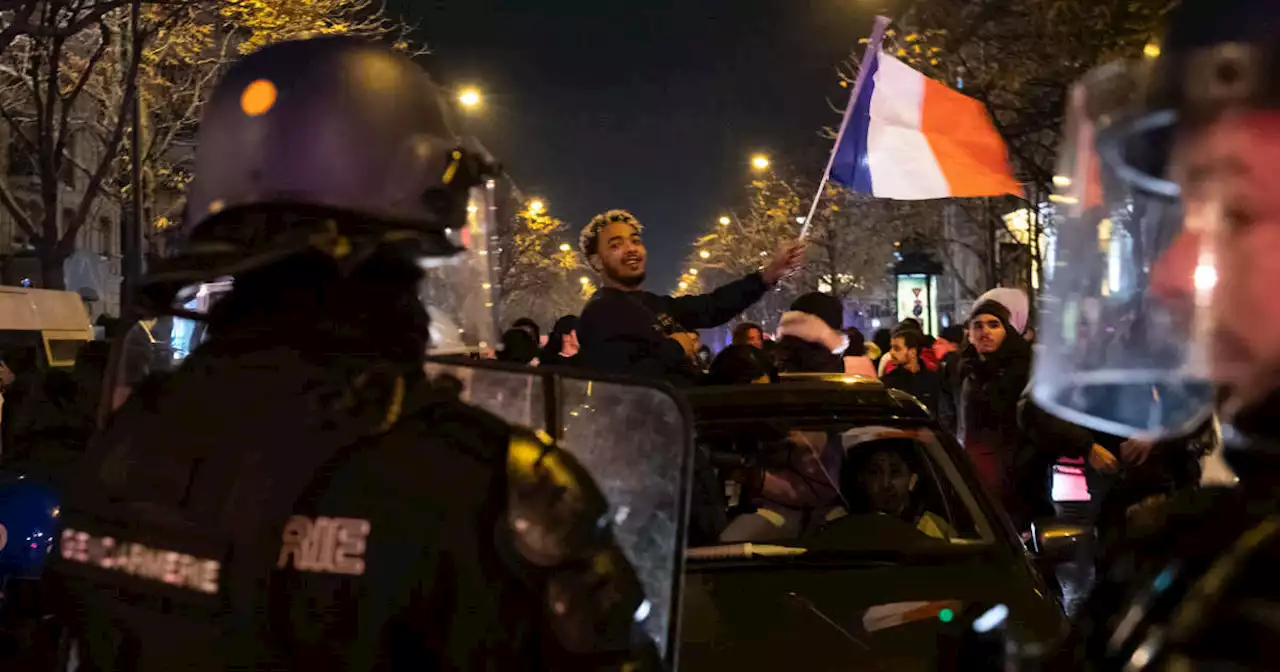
684, 375, 931, 424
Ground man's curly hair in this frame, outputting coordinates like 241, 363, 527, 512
579, 209, 644, 259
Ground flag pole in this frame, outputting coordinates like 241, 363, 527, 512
799, 15, 892, 240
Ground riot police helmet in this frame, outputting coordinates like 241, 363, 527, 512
1033, 0, 1280, 441
140, 36, 501, 354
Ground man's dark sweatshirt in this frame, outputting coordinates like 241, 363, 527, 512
578, 273, 769, 386
882, 365, 942, 416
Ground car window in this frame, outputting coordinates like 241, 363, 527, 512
691, 421, 991, 548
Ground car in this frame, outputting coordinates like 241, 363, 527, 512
677, 376, 1076, 670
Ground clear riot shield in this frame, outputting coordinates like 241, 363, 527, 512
424, 359, 693, 662
98, 282, 231, 423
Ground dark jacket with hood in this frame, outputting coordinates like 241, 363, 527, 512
941, 300, 1089, 528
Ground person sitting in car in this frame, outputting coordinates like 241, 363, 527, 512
836, 438, 956, 541
718, 428, 844, 542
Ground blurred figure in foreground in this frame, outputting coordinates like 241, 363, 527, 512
1033, 1, 1280, 666
46, 37, 661, 671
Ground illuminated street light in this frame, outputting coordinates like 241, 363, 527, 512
699, 249, 711, 259
689, 268, 698, 275
1143, 42, 1161, 59
457, 87, 482, 109
559, 243, 571, 252
750, 154, 771, 171
718, 216, 731, 226
1048, 193, 1079, 205
579, 276, 590, 284
528, 199, 546, 214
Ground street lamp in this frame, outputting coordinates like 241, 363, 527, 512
579, 276, 590, 284
689, 268, 698, 275
528, 199, 546, 214
718, 216, 731, 226
558, 243, 571, 252
699, 249, 711, 260
458, 87, 482, 109
750, 154, 771, 171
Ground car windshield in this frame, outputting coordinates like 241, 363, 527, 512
691, 419, 994, 551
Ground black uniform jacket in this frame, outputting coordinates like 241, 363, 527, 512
48, 341, 657, 671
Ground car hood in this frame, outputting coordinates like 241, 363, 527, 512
678, 549, 1063, 671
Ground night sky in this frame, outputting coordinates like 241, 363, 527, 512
396, 0, 878, 292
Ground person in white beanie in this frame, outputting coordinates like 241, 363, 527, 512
972, 287, 1030, 335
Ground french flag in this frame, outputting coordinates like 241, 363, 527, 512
828, 30, 1020, 200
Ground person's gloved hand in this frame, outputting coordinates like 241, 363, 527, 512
777, 311, 845, 353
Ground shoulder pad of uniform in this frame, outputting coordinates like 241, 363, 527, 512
506, 427, 612, 568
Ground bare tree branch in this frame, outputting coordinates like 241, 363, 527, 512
0, 178, 36, 236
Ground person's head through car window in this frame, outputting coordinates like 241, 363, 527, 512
706, 344, 774, 385
842, 439, 920, 518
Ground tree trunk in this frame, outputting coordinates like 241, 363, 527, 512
40, 246, 67, 290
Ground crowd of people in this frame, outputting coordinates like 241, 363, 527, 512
481, 206, 1213, 580
0, 0, 1271, 665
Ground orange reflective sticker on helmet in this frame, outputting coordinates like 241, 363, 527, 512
241, 79, 277, 117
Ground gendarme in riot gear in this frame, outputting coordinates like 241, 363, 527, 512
46, 37, 687, 670
1035, 0, 1280, 668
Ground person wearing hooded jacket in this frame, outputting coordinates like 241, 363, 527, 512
940, 300, 1031, 518
941, 299, 1113, 531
